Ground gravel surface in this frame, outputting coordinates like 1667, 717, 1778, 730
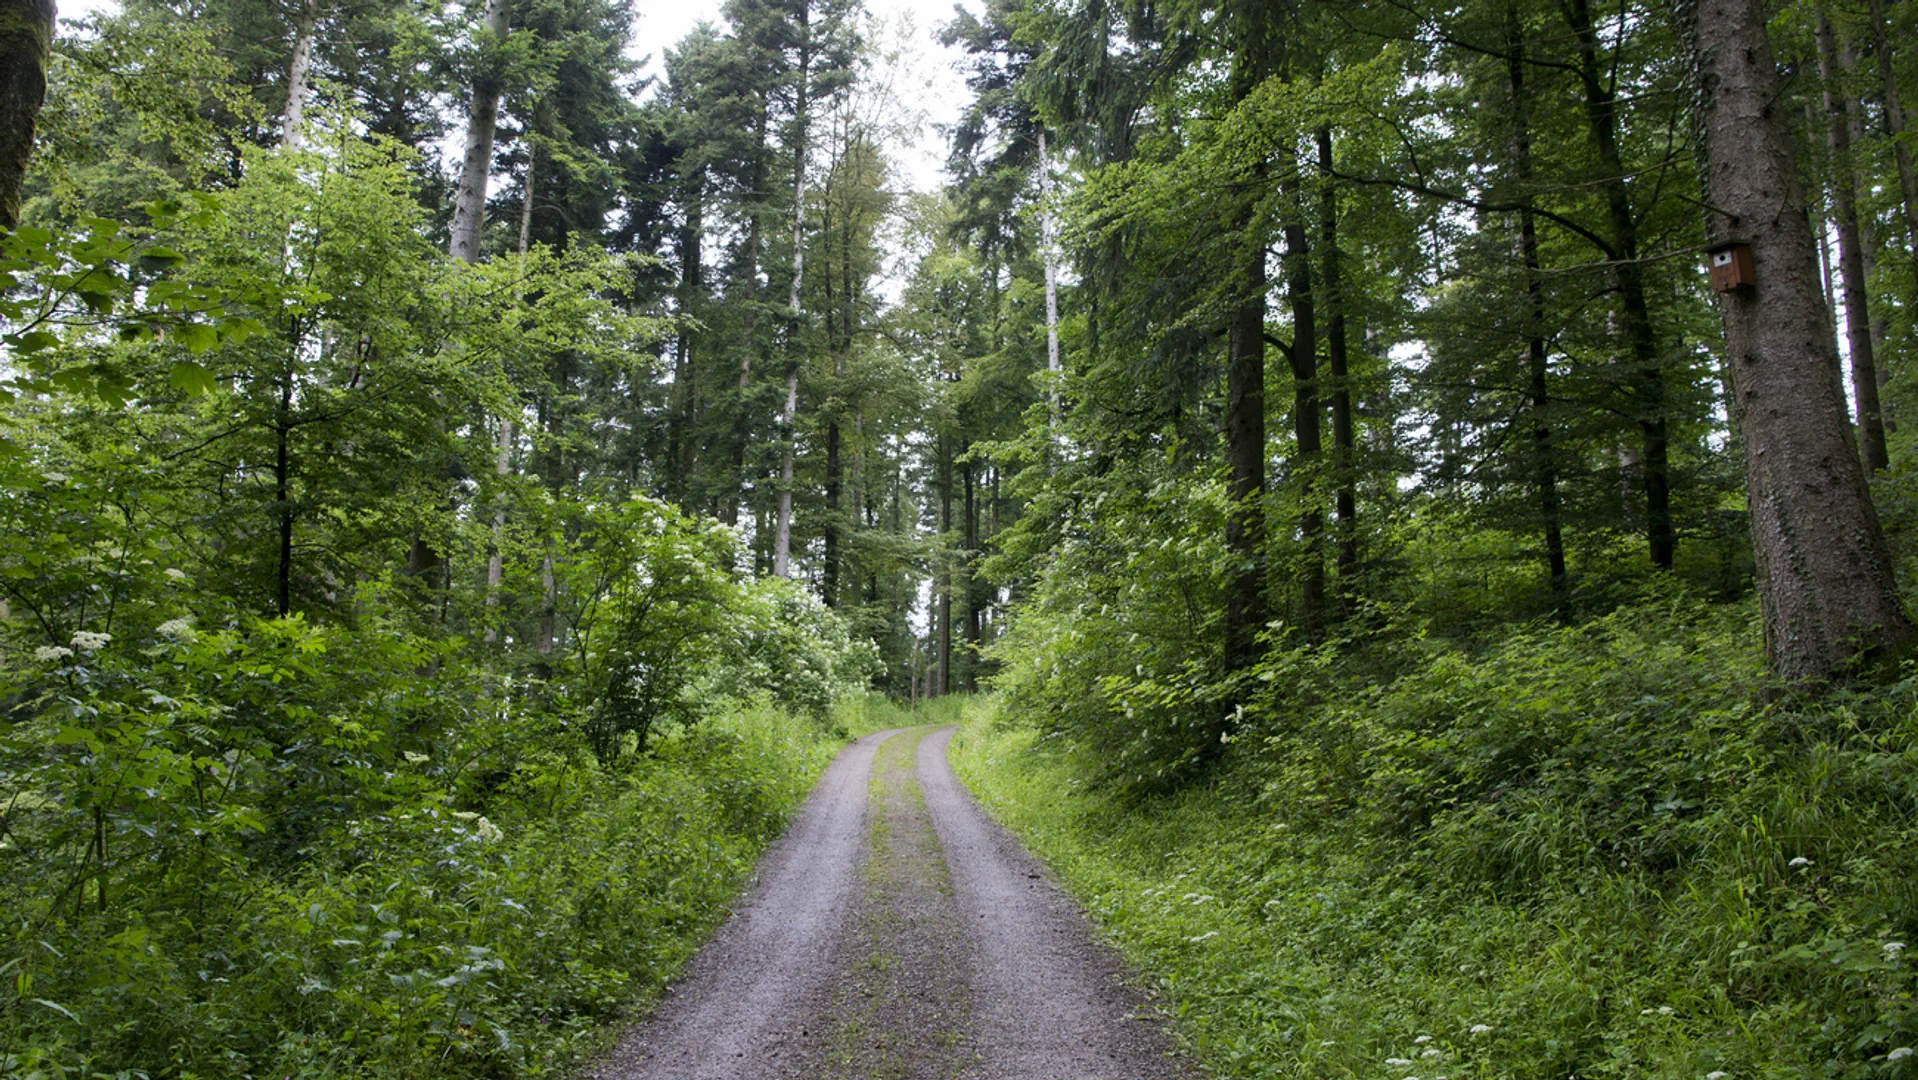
591, 725, 1191, 1080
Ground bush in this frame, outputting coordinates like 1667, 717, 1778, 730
956, 596, 1918, 1079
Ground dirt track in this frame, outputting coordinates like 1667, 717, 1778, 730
591, 725, 1191, 1080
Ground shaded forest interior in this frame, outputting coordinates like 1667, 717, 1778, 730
4, 0, 1918, 1074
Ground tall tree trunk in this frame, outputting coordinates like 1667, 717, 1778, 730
1315, 128, 1359, 592
725, 101, 771, 529
773, 10, 813, 580
669, 171, 703, 508
1223, 187, 1267, 676
1282, 193, 1326, 639
962, 456, 979, 692
275, 377, 294, 618
1040, 128, 1062, 416
448, 0, 510, 264
483, 151, 536, 642
1566, 0, 1674, 569
1508, 1, 1569, 612
1868, 0, 1918, 310
1815, 8, 1889, 471
0, 0, 55, 230
938, 431, 953, 697
279, 0, 317, 149
1684, 0, 1914, 680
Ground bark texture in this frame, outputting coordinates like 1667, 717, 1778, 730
1813, 7, 1888, 471
1686, 0, 1914, 680
448, 0, 511, 264
0, 0, 55, 230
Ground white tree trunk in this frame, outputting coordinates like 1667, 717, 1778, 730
1040, 128, 1060, 392
449, 0, 511, 264
279, 0, 318, 149
772, 24, 811, 580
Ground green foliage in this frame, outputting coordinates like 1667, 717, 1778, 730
957, 598, 1918, 1079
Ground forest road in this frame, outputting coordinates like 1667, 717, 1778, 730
589, 725, 1193, 1080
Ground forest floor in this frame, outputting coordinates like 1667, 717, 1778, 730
587, 725, 1193, 1080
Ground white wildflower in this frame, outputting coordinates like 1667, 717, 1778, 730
1706, 1072, 1729, 1079
1886, 942, 1907, 960
451, 810, 479, 821
1386, 1059, 1414, 1067
164, 568, 187, 582
473, 817, 503, 843
1422, 1049, 1443, 1058
403, 751, 430, 765
69, 631, 111, 652
1185, 931, 1218, 944
33, 645, 74, 663
1657, 1006, 1676, 1016
156, 617, 195, 643
1468, 1025, 1493, 1035
1415, 1035, 1433, 1045
1888, 1047, 1914, 1061
1788, 856, 1812, 868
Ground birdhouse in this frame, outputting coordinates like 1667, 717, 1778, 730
1707, 241, 1754, 293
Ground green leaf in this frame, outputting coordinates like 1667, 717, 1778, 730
9, 329, 59, 353
137, 247, 185, 273
168, 360, 217, 396
173, 322, 218, 354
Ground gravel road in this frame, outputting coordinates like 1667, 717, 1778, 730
591, 725, 1191, 1080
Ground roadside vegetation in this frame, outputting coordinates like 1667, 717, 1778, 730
956, 591, 1918, 1079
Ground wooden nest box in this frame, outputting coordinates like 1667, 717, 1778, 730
1707, 240, 1754, 293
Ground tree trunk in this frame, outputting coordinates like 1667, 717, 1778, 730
279, 0, 318, 149
448, 0, 510, 264
1315, 128, 1359, 593
0, 0, 55, 230
1566, 0, 1674, 569
1814, 10, 1889, 470
773, 8, 813, 580
1282, 194, 1325, 639
1868, 0, 1918, 310
724, 101, 771, 530
1508, 1, 1569, 612
669, 170, 703, 508
276, 377, 294, 618
1040, 128, 1062, 416
1223, 196, 1267, 675
1684, 0, 1914, 681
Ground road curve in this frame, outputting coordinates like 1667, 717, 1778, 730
592, 725, 1191, 1080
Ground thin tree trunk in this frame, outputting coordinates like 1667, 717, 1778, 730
1567, 0, 1674, 569
483, 145, 536, 641
1315, 128, 1359, 592
725, 102, 771, 530
1815, 6, 1889, 471
773, 10, 813, 580
938, 432, 953, 697
449, 0, 511, 264
1282, 194, 1325, 639
1040, 128, 1061, 415
279, 0, 318, 149
669, 170, 703, 507
1868, 0, 1918, 309
1683, 0, 1914, 681
1508, 1, 1569, 612
0, 0, 55, 230
1223, 187, 1267, 676
276, 377, 294, 619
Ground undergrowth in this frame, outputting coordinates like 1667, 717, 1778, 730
2, 704, 850, 1080
953, 597, 1918, 1080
